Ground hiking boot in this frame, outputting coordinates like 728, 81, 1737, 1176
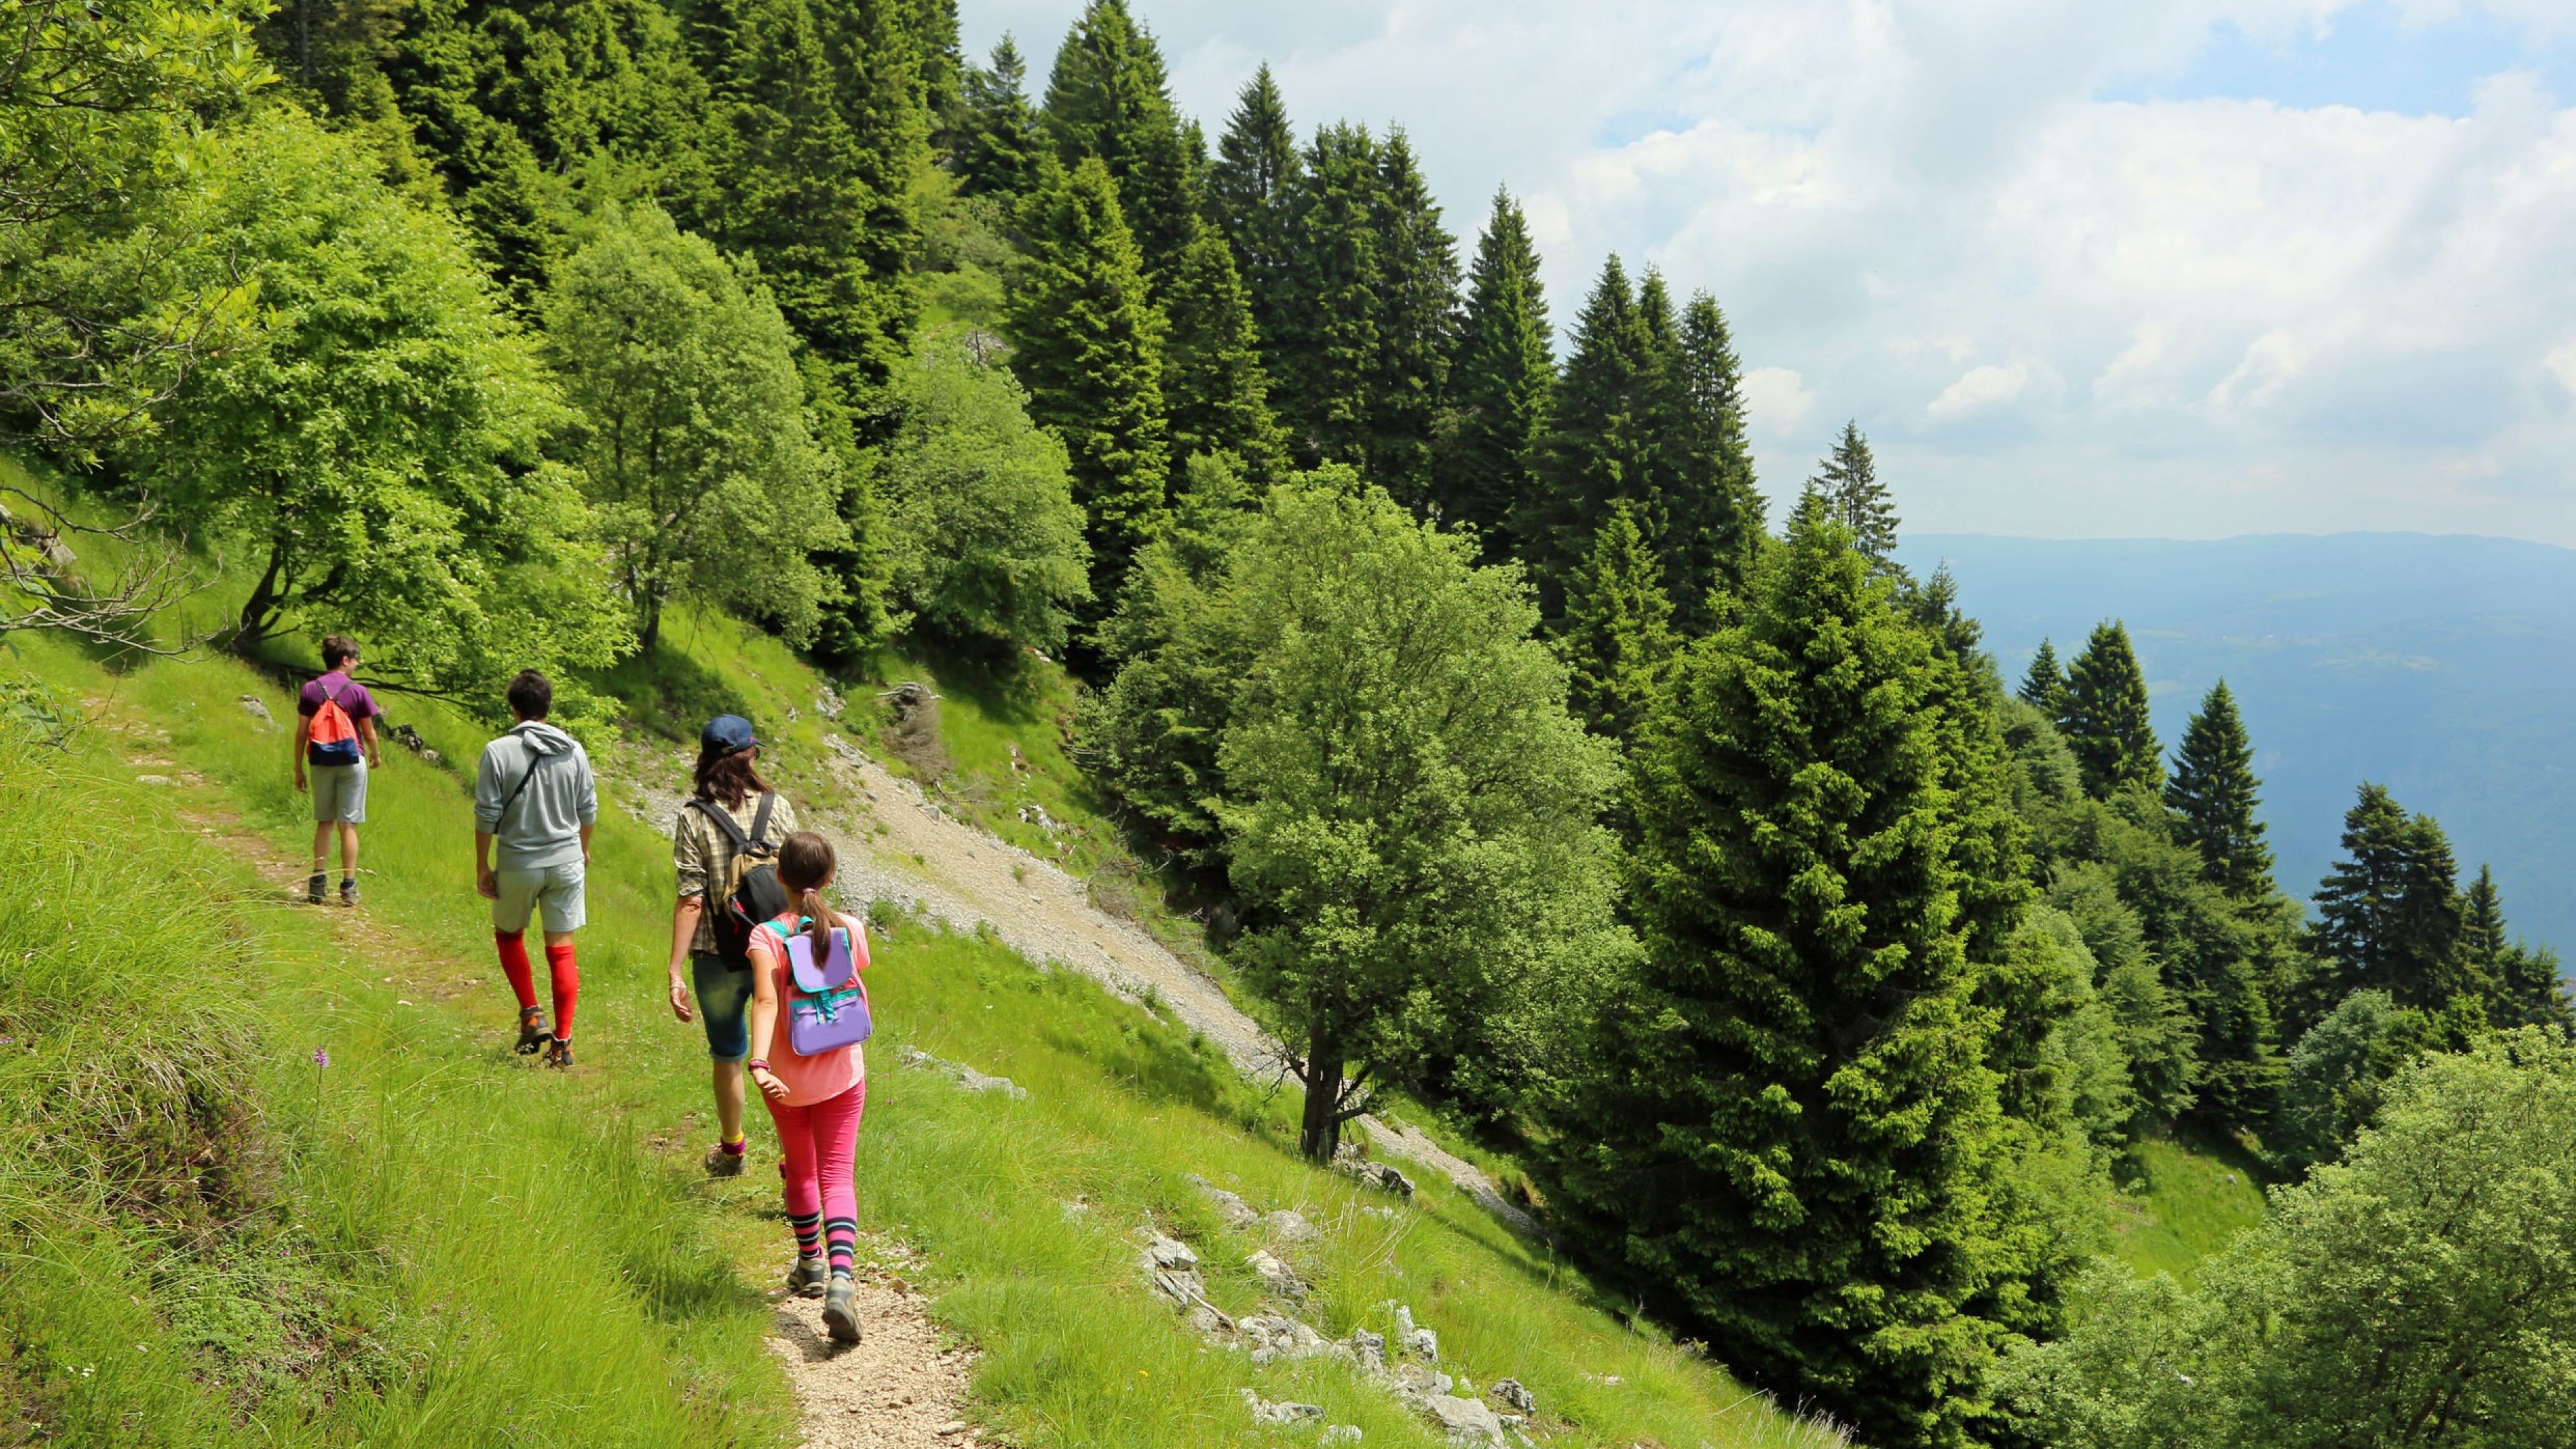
513, 1006, 549, 1055
543, 1037, 574, 1071
339, 878, 360, 908
786, 1254, 826, 1299
306, 872, 327, 905
705, 1142, 747, 1178
821, 1275, 861, 1344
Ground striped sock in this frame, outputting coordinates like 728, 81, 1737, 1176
788, 1211, 822, 1260
825, 1218, 857, 1279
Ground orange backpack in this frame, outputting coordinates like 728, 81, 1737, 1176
307, 678, 363, 767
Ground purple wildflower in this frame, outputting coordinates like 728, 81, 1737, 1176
313, 1046, 330, 1069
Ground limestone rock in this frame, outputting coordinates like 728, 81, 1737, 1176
237, 696, 275, 731
1321, 1428, 1362, 1446
1425, 1394, 1505, 1446
1143, 1235, 1198, 1273
1241, 1389, 1325, 1426
1240, 1312, 1330, 1366
1392, 1362, 1454, 1403
1489, 1379, 1536, 1415
1245, 1248, 1306, 1302
1184, 1173, 1260, 1229
1346, 1328, 1387, 1373
1261, 1209, 1317, 1244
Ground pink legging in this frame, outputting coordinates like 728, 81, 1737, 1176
765, 1081, 866, 1273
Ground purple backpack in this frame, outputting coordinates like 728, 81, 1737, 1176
763, 919, 871, 1056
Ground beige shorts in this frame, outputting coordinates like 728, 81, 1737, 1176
310, 762, 366, 823
492, 860, 586, 934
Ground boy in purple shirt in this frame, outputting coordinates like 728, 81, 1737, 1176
294, 634, 384, 906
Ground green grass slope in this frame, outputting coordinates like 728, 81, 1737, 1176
1, 616, 1849, 1446
2106, 1135, 2271, 1281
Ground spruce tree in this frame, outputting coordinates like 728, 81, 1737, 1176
2166, 680, 2274, 900
2019, 639, 2067, 715
1432, 188, 1554, 561
1805, 420, 1898, 564
1204, 64, 1301, 372
1554, 502, 1677, 743
952, 36, 1040, 196
2463, 863, 2509, 972
1038, 0, 1197, 282
2309, 785, 2474, 1012
2396, 812, 2475, 1006
1271, 121, 1383, 472
1525, 255, 1654, 612
1007, 154, 1171, 619
2061, 621, 2162, 798
1364, 127, 1457, 506
1554, 500, 2035, 1448
1664, 290, 1764, 628
1160, 217, 1287, 482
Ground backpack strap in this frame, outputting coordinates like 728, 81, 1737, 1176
747, 792, 777, 853
686, 796, 750, 850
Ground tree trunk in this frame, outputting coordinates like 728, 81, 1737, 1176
1297, 1029, 1344, 1162
233, 539, 287, 651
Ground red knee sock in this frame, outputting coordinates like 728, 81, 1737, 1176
545, 941, 578, 1042
494, 930, 536, 1012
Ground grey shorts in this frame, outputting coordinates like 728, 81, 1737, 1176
310, 762, 367, 824
492, 860, 586, 934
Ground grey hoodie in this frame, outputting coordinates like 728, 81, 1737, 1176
474, 721, 598, 871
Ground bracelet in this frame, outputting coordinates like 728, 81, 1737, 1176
748, 1059, 771, 1072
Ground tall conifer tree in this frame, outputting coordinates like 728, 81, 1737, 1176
1526, 255, 1654, 611
2167, 680, 2273, 900
1161, 217, 1287, 481
1007, 154, 1170, 618
1554, 502, 1676, 743
1554, 500, 2043, 1448
1271, 121, 1383, 471
1205, 64, 1301, 368
2466, 867, 2576, 1029
2061, 621, 2161, 798
2018, 639, 2067, 715
1664, 290, 1764, 627
2310, 785, 2476, 1012
1805, 420, 1898, 564
1364, 128, 1457, 506
952, 36, 1039, 195
1432, 188, 1553, 560
1038, 0, 1197, 282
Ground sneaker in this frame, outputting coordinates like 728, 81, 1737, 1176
306, 872, 327, 905
821, 1275, 861, 1343
339, 878, 360, 908
786, 1255, 826, 1299
543, 1037, 574, 1071
513, 1006, 549, 1055
705, 1142, 747, 1178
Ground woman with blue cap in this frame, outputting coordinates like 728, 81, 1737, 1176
664, 713, 799, 1175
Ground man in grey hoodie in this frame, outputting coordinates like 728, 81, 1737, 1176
472, 669, 598, 1069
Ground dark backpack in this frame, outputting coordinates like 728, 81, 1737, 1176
689, 793, 788, 968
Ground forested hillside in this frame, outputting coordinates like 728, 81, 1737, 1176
11, 0, 2576, 1444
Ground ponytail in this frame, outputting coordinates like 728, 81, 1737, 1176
774, 830, 840, 962
802, 887, 830, 968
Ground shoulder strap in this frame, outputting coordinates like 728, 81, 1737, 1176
747, 792, 777, 851
496, 737, 543, 821
686, 796, 749, 849
316, 676, 343, 710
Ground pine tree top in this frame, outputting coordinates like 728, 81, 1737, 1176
2062, 619, 2161, 798
2166, 677, 2273, 898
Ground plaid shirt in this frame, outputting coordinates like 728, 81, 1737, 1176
672, 791, 798, 953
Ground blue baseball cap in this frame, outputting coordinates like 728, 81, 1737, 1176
702, 714, 756, 754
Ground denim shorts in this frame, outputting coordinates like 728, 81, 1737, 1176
691, 950, 753, 1062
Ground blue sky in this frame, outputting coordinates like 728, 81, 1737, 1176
961, 2, 2576, 543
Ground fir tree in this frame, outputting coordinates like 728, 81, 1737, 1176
1204, 64, 1301, 372
2310, 784, 2475, 1013
2061, 621, 2161, 798
2397, 813, 2475, 1005
2019, 639, 2067, 716
951, 36, 1039, 195
1160, 217, 1287, 482
1554, 502, 1677, 743
1553, 500, 2042, 1448
1364, 128, 1457, 506
2166, 680, 2274, 900
1432, 188, 1553, 561
1271, 121, 1383, 472
1007, 154, 1170, 619
1804, 420, 1898, 565
1526, 255, 1654, 612
1038, 0, 1197, 281
1664, 290, 1763, 628
2463, 863, 2509, 973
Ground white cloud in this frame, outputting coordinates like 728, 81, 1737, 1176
964, 0, 2576, 542
1929, 362, 2037, 418
1741, 366, 1817, 437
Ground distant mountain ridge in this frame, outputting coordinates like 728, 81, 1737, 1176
1897, 532, 2576, 956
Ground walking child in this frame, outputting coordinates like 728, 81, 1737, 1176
472, 670, 597, 1069
293, 635, 384, 906
745, 831, 873, 1344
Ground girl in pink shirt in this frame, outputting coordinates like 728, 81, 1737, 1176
745, 831, 871, 1343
